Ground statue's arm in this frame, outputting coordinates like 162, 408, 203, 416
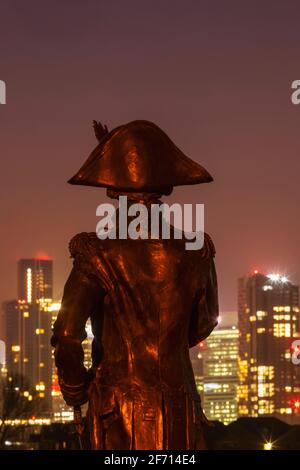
188, 251, 219, 348
51, 263, 104, 406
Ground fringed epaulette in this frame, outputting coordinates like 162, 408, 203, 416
69, 232, 98, 258
201, 233, 216, 259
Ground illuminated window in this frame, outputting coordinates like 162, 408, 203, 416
23, 311, 29, 318
11, 345, 20, 352
257, 311, 267, 319
26, 268, 32, 303
35, 328, 45, 335
36, 383, 45, 391
273, 323, 291, 337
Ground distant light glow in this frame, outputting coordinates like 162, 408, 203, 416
262, 285, 273, 291
254, 269, 258, 275
267, 273, 280, 282
204, 383, 221, 391
264, 442, 273, 450
86, 323, 94, 339
48, 302, 61, 312
35, 252, 51, 261
267, 273, 289, 283
26, 268, 32, 303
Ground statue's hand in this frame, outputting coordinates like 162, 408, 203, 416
59, 369, 93, 407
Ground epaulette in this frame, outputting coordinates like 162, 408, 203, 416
69, 232, 98, 258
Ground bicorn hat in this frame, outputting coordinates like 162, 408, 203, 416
68, 120, 213, 193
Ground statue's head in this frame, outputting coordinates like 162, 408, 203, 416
68, 120, 213, 196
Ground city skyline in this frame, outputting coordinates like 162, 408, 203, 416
238, 271, 300, 424
3, 254, 300, 427
1, 1, 300, 313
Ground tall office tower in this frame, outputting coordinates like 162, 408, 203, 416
238, 271, 300, 424
2, 259, 53, 414
18, 259, 53, 302
1, 300, 20, 376
202, 325, 239, 425
190, 312, 238, 423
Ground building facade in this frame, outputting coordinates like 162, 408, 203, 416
238, 271, 300, 424
2, 259, 53, 414
190, 312, 239, 425
202, 326, 239, 424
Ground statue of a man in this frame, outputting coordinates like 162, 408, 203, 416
51, 120, 218, 450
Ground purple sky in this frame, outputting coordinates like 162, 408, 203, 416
1, 0, 300, 314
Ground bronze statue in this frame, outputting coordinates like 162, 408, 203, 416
51, 120, 219, 450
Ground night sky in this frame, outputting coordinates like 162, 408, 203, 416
1, 0, 300, 314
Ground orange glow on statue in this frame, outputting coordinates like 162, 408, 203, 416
51, 120, 219, 450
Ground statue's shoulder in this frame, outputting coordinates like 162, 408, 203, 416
69, 232, 99, 257
200, 233, 216, 259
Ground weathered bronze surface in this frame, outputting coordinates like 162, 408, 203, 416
52, 121, 218, 450
68, 120, 213, 192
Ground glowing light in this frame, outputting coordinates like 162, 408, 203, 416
26, 268, 32, 303
264, 442, 273, 450
35, 328, 45, 335
267, 273, 289, 283
48, 302, 61, 312
199, 342, 204, 348
267, 273, 280, 282
35, 252, 51, 261
294, 401, 300, 409
11, 345, 20, 352
254, 269, 258, 275
262, 285, 273, 291
217, 316, 221, 324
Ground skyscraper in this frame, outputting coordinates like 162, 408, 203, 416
2, 259, 54, 414
238, 271, 300, 424
17, 258, 53, 302
202, 326, 239, 425
190, 312, 239, 424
